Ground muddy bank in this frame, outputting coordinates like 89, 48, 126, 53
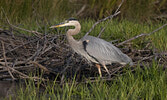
0, 81, 17, 99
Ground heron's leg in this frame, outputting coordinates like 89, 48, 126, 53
95, 64, 102, 77
102, 64, 111, 76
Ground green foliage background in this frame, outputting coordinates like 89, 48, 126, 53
0, 0, 167, 23
1, 0, 167, 99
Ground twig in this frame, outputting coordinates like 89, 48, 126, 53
140, 56, 154, 61
97, 27, 106, 38
19, 76, 47, 81
0, 75, 11, 79
85, 0, 124, 37
1, 41, 16, 80
0, 38, 39, 57
1, 62, 44, 81
1, 41, 39, 80
117, 23, 167, 46
76, 5, 86, 16
110, 66, 124, 76
25, 44, 42, 63
98, 0, 124, 38
30, 61, 50, 74
0, 66, 32, 73
1, 7, 42, 37
84, 11, 120, 37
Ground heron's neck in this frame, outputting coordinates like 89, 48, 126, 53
67, 23, 81, 36
66, 30, 79, 46
66, 23, 81, 45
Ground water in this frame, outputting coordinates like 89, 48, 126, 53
0, 81, 17, 99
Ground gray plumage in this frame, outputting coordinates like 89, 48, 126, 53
81, 36, 133, 65
50, 19, 133, 77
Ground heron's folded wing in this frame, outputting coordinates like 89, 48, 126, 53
81, 36, 125, 63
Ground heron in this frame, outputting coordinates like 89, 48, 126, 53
50, 18, 133, 77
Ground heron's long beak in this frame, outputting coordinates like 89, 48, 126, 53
49, 22, 66, 28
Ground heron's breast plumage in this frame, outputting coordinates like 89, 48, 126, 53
68, 36, 99, 63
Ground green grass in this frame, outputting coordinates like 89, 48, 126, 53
0, 0, 167, 22
54, 19, 167, 50
5, 61, 167, 100
1, 2, 167, 99
2, 16, 167, 51
1, 1, 167, 99
2, 19, 167, 99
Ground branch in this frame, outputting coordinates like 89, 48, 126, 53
30, 61, 50, 74
117, 23, 167, 46
1, 7, 42, 37
1, 41, 16, 80
84, 0, 124, 37
76, 5, 86, 16
1, 40, 43, 80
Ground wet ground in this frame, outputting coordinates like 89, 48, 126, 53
0, 81, 17, 99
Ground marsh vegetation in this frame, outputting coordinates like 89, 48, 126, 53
0, 0, 167, 99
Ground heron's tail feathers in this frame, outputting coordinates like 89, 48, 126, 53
121, 54, 133, 66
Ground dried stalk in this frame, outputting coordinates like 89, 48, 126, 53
1, 7, 42, 38
84, 0, 124, 37
117, 23, 167, 46
1, 40, 16, 80
30, 61, 50, 73
97, 0, 124, 38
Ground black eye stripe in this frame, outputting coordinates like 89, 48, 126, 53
67, 18, 78, 21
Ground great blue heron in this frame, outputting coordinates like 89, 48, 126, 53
50, 18, 133, 77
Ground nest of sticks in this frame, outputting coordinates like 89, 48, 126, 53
0, 28, 167, 83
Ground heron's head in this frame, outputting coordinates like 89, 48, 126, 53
50, 18, 79, 28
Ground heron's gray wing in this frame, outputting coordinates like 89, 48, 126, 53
81, 36, 132, 64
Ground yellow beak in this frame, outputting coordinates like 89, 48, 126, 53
49, 23, 65, 28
